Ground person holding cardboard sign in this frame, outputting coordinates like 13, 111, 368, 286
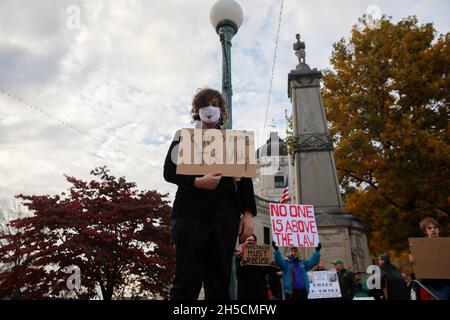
164, 88, 257, 300
235, 235, 281, 300
409, 217, 450, 300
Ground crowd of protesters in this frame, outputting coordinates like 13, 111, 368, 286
164, 88, 447, 302
230, 217, 448, 301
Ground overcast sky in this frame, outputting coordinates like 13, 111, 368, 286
0, 0, 449, 204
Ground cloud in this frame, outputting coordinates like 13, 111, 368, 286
0, 0, 448, 204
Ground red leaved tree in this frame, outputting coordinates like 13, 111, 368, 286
0, 166, 175, 300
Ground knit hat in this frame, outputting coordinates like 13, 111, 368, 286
378, 253, 390, 263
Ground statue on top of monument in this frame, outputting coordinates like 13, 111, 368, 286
294, 33, 306, 66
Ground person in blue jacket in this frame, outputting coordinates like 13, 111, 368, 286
272, 241, 321, 300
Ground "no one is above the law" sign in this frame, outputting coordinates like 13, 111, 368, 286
269, 203, 320, 248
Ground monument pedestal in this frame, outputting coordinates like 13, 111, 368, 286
315, 211, 372, 271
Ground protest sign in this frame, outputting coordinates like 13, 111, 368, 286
409, 237, 450, 279
176, 128, 256, 178
269, 203, 319, 247
242, 245, 274, 267
307, 270, 342, 299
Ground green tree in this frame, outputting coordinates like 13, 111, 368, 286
322, 16, 449, 256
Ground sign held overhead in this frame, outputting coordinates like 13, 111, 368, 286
269, 203, 320, 248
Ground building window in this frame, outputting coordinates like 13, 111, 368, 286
274, 176, 284, 188
264, 227, 270, 245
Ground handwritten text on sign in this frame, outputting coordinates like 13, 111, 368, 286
269, 203, 319, 248
242, 245, 274, 266
308, 271, 342, 299
175, 129, 256, 178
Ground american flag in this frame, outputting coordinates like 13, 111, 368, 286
280, 179, 291, 204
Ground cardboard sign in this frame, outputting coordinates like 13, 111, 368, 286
242, 245, 274, 266
408, 237, 450, 279
307, 271, 342, 299
269, 203, 319, 248
175, 129, 256, 178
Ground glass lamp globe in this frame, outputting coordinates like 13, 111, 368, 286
209, 0, 243, 33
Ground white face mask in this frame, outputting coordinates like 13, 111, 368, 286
199, 106, 221, 125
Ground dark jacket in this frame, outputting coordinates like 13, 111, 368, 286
236, 264, 279, 300
267, 268, 283, 299
380, 263, 409, 300
163, 130, 257, 219
337, 268, 357, 300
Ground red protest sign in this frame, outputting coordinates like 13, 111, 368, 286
269, 203, 319, 248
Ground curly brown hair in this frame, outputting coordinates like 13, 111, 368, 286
191, 88, 227, 125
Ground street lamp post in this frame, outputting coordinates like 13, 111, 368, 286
210, 0, 243, 129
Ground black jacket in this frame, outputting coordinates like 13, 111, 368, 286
380, 263, 409, 300
163, 130, 257, 219
337, 268, 357, 300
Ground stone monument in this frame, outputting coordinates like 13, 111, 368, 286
287, 34, 372, 271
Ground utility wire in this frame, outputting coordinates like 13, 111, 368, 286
0, 87, 158, 169
263, 0, 284, 142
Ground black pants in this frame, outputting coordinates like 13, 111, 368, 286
170, 197, 240, 300
285, 288, 308, 300
237, 267, 269, 300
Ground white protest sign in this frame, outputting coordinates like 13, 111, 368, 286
269, 203, 319, 247
307, 271, 342, 299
